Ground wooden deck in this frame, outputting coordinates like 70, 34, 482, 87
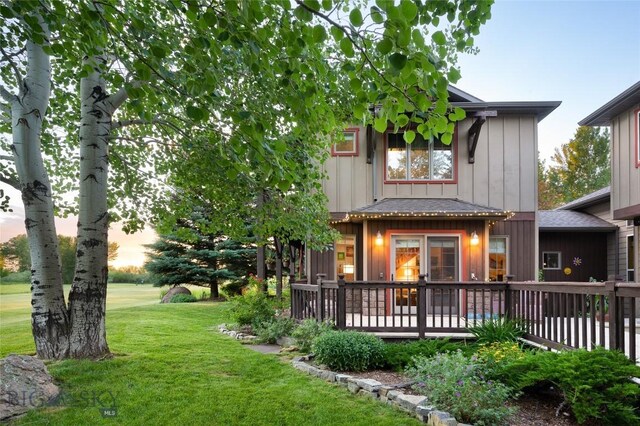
292, 276, 640, 361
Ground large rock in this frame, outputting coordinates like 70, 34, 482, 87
0, 355, 59, 421
161, 286, 191, 303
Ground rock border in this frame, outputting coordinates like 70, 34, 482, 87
217, 324, 258, 342
291, 358, 468, 426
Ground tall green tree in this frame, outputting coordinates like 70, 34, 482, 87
1, 0, 492, 359
145, 231, 256, 299
538, 158, 563, 210
546, 126, 610, 204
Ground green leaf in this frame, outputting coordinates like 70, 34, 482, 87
339, 38, 355, 57
370, 6, 384, 24
312, 25, 327, 43
186, 105, 206, 122
397, 114, 409, 127
412, 29, 425, 47
330, 26, 344, 41
376, 38, 393, 55
397, 28, 411, 48
374, 117, 388, 133
432, 31, 446, 46
349, 8, 363, 27
441, 132, 453, 145
403, 130, 416, 143
447, 67, 461, 84
322, 0, 333, 11
399, 0, 418, 21
150, 45, 168, 59
293, 5, 313, 22
388, 53, 407, 71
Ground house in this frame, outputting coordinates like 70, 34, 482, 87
539, 186, 632, 282
579, 81, 640, 283
307, 87, 561, 294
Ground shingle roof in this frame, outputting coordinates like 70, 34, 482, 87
346, 198, 509, 220
539, 210, 617, 232
557, 186, 610, 211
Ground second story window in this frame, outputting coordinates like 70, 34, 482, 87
332, 129, 359, 156
636, 108, 640, 167
386, 132, 454, 181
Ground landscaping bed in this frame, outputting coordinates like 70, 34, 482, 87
225, 285, 640, 426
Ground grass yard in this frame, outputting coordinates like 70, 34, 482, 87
0, 290, 421, 425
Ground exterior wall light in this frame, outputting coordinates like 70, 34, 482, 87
470, 231, 480, 246
375, 230, 384, 246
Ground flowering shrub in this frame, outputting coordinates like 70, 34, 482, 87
407, 350, 515, 426
314, 330, 385, 372
476, 342, 526, 364
291, 319, 334, 353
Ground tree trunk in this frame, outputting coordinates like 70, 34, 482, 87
67, 55, 111, 358
10, 35, 70, 359
210, 278, 219, 299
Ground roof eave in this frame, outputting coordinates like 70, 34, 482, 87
579, 81, 640, 126
539, 227, 617, 232
451, 101, 562, 122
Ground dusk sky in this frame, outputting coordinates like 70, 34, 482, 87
1, 0, 639, 267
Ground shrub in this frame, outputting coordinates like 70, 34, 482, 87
407, 350, 515, 426
255, 317, 296, 344
291, 319, 334, 353
381, 338, 476, 371
170, 294, 197, 303
469, 318, 526, 344
229, 292, 275, 328
313, 330, 385, 372
159, 288, 169, 300
1, 270, 30, 283
497, 347, 640, 425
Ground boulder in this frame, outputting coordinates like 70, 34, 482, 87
0, 355, 59, 421
161, 286, 191, 303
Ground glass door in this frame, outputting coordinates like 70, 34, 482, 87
391, 237, 422, 313
427, 237, 459, 314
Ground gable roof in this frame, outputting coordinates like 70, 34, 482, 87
450, 101, 561, 122
343, 198, 510, 221
579, 81, 640, 126
539, 210, 617, 232
557, 186, 610, 211
448, 86, 484, 103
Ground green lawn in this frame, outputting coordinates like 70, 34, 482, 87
0, 289, 420, 425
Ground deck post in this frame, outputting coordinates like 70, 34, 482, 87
505, 276, 514, 320
605, 281, 619, 351
316, 274, 326, 321
417, 274, 427, 338
337, 275, 347, 329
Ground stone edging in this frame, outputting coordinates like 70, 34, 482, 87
291, 357, 469, 426
217, 324, 258, 342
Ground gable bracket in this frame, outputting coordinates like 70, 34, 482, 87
467, 111, 496, 164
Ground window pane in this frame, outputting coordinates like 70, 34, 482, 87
543, 252, 560, 269
334, 132, 356, 153
409, 134, 430, 179
387, 134, 407, 179
431, 139, 453, 180
489, 237, 507, 281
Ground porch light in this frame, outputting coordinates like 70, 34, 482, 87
344, 264, 354, 274
375, 231, 384, 246
470, 231, 479, 246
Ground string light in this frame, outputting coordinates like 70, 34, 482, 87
330, 210, 515, 224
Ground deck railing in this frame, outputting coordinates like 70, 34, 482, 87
291, 275, 640, 361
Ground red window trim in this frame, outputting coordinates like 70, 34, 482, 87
635, 108, 640, 168
383, 127, 458, 184
331, 127, 360, 157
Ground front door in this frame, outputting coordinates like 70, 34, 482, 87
427, 237, 459, 314
390, 235, 461, 314
391, 237, 422, 313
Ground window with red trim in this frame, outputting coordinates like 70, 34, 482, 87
386, 132, 453, 181
635, 109, 640, 167
332, 129, 358, 156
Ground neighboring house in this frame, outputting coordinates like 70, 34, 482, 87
579, 81, 640, 283
539, 186, 631, 282
307, 87, 560, 290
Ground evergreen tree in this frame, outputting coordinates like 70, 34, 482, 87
145, 225, 256, 298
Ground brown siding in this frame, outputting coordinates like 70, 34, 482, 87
309, 223, 363, 283
491, 217, 536, 281
539, 232, 609, 282
365, 219, 486, 281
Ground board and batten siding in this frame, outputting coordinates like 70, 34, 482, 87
583, 202, 628, 279
611, 104, 640, 218
491, 217, 537, 281
308, 223, 363, 284
322, 115, 539, 213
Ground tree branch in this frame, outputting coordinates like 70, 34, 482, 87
0, 45, 23, 88
0, 174, 20, 190
111, 118, 163, 130
106, 80, 141, 111
0, 84, 16, 103
294, 0, 416, 109
0, 155, 14, 161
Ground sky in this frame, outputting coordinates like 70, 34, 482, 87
1, 0, 639, 267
